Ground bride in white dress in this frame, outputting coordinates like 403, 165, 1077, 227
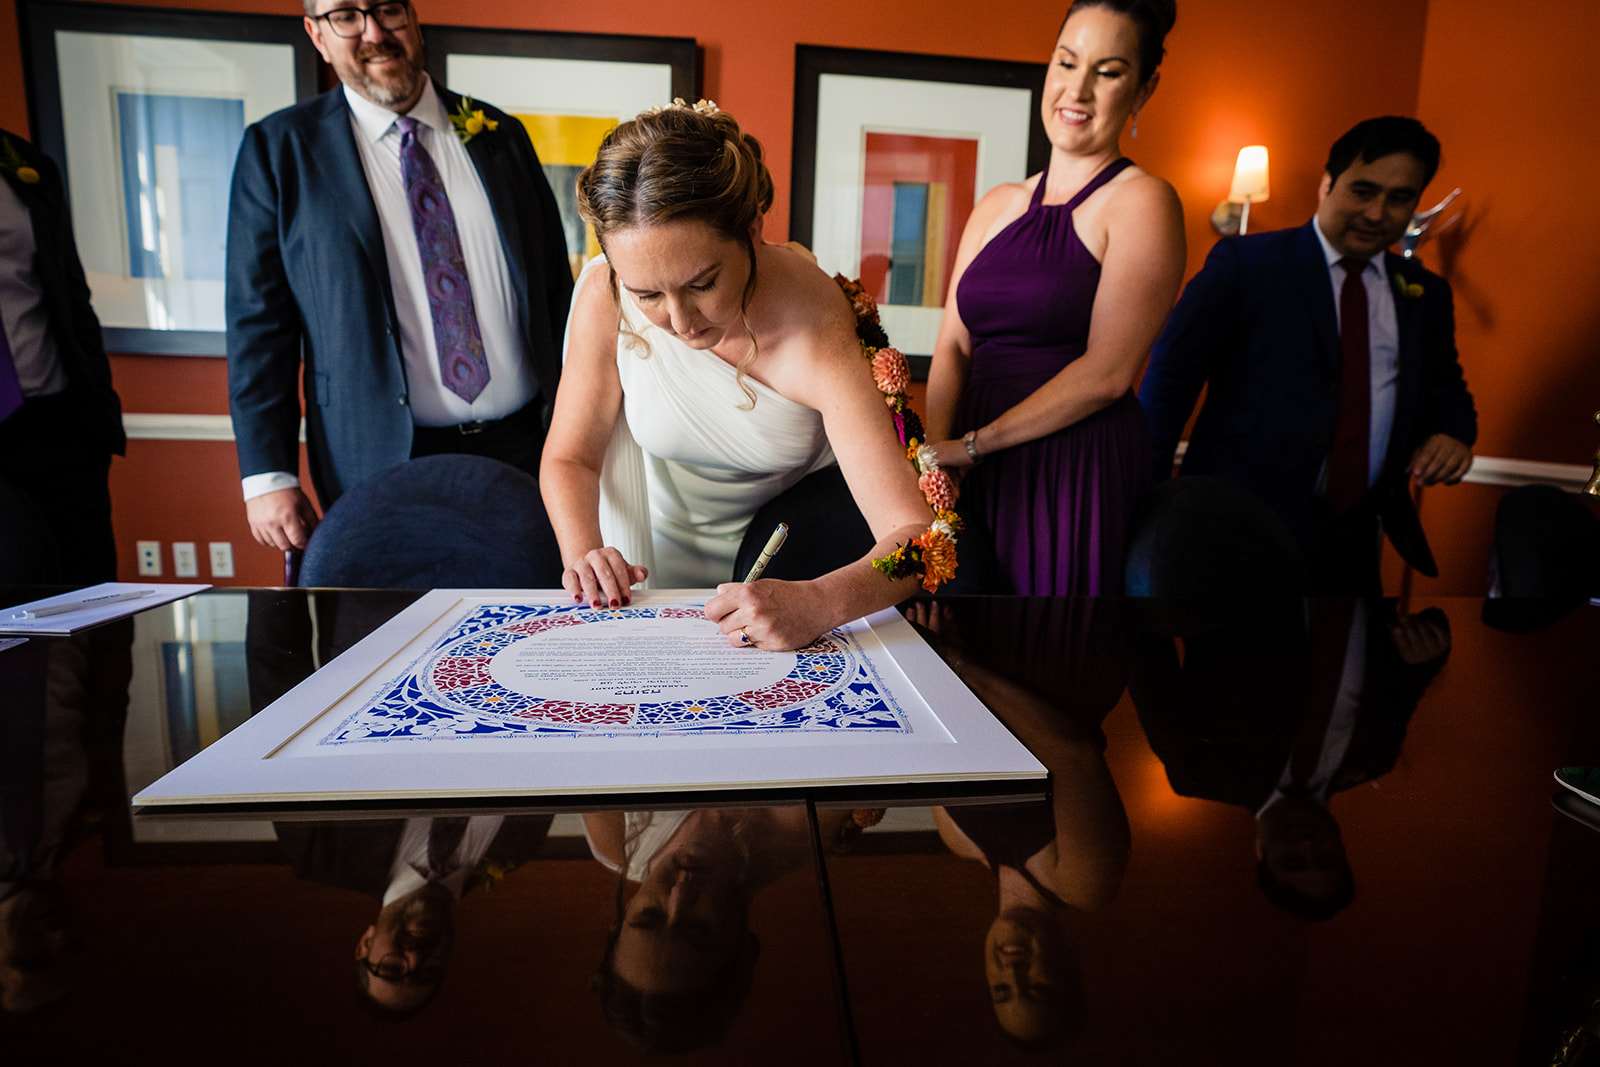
540, 103, 933, 651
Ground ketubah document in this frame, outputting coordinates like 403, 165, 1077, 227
133, 590, 1045, 807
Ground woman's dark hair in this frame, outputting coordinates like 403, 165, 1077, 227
588, 812, 761, 1053
576, 103, 775, 405
590, 922, 758, 1055
1324, 116, 1442, 187
1059, 0, 1178, 84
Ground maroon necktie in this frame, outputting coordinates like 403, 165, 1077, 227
1325, 257, 1371, 512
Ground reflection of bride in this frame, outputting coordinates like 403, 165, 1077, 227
581, 807, 872, 1053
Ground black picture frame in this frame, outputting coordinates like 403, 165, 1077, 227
20, 0, 320, 357
790, 45, 1049, 376
424, 26, 698, 279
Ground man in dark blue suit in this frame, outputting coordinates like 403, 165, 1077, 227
1140, 117, 1477, 594
227, 0, 573, 552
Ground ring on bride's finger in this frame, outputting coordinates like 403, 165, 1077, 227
737, 628, 752, 646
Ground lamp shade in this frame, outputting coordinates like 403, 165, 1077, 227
1228, 145, 1270, 203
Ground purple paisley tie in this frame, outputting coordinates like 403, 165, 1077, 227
397, 116, 490, 403
0, 316, 21, 423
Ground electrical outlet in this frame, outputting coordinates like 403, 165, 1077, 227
207, 541, 235, 579
172, 541, 199, 578
136, 540, 162, 577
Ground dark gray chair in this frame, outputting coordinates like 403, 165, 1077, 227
1482, 484, 1600, 633
297, 454, 563, 589
1123, 475, 1307, 598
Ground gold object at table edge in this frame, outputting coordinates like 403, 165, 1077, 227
1585, 411, 1600, 497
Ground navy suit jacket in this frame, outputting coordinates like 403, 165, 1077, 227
1139, 221, 1476, 570
225, 87, 573, 506
0, 127, 124, 457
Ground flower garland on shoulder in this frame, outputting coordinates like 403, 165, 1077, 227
833, 275, 960, 593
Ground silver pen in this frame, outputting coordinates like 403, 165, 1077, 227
742, 523, 789, 582
8, 588, 157, 620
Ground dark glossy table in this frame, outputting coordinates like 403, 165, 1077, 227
3, 588, 1599, 1065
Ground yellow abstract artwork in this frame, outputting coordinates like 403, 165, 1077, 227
515, 113, 618, 277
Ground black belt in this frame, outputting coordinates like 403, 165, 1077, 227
414, 397, 540, 439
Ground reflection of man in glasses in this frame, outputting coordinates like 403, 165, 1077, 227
356, 880, 456, 1017
276, 814, 551, 1019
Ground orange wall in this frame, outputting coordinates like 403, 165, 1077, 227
9, 0, 1591, 591
1388, 0, 1600, 598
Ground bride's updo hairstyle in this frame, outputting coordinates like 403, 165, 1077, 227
577, 101, 775, 404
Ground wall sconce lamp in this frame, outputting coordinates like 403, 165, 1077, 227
1210, 145, 1270, 237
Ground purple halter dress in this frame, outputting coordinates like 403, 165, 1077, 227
955, 156, 1150, 595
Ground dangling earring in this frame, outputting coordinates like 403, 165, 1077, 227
1131, 112, 1139, 139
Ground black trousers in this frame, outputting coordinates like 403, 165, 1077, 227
408, 397, 545, 479
0, 392, 117, 585
1301, 496, 1384, 598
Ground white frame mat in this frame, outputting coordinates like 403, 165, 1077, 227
133, 590, 1044, 807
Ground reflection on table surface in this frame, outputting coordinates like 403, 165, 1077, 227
3, 587, 1599, 1063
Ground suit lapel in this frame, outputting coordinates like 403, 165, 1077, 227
313, 91, 393, 305
1384, 251, 1425, 469
441, 87, 531, 340
1292, 222, 1340, 373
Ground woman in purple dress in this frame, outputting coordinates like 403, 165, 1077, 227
924, 0, 1185, 595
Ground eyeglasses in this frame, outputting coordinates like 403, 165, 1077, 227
314, 1, 412, 38
360, 951, 447, 986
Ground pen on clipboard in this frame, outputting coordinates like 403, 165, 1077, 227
8, 588, 157, 620
742, 523, 789, 582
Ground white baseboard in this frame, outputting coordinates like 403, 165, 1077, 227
123, 413, 304, 443
121, 414, 1592, 493
1169, 441, 1592, 492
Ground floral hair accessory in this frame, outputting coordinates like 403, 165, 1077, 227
835, 274, 960, 592
1, 138, 39, 185
449, 96, 499, 145
1391, 271, 1423, 300
644, 97, 721, 117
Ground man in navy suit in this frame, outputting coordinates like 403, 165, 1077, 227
1140, 117, 1477, 594
227, 0, 573, 552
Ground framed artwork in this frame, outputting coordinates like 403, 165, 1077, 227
425, 27, 697, 280
132, 590, 1044, 809
790, 45, 1049, 375
21, 1, 320, 356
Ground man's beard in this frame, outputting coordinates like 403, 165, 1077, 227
348, 41, 424, 108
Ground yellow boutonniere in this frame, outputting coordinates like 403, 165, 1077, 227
449, 97, 499, 145
1, 137, 40, 185
1392, 272, 1424, 300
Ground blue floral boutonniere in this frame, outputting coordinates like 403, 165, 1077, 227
1392, 271, 1424, 301
0, 137, 40, 185
449, 97, 499, 145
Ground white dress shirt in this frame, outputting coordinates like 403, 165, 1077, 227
242, 77, 535, 501
0, 175, 67, 397
1312, 219, 1399, 491
1255, 603, 1367, 818
383, 814, 506, 904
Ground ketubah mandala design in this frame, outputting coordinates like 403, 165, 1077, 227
319, 602, 912, 745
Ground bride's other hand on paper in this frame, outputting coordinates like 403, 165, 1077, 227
563, 547, 648, 609
706, 580, 829, 651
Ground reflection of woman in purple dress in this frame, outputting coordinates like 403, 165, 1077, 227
924, 0, 1185, 595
